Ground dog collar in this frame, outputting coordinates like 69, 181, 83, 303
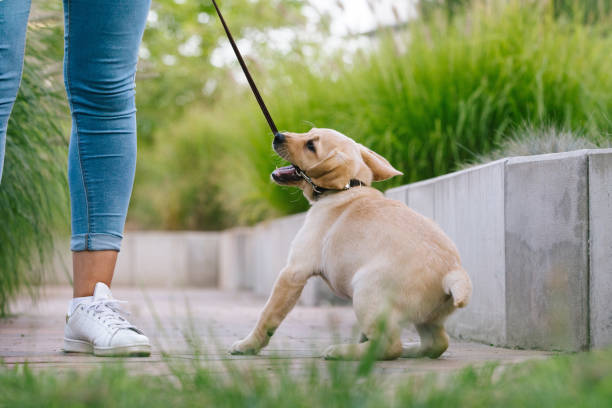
312, 179, 366, 200
294, 166, 365, 200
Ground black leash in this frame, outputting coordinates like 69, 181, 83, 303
211, 0, 280, 137
211, 0, 367, 197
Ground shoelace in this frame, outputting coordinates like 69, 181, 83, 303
86, 298, 133, 330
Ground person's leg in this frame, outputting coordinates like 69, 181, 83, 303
63, 0, 150, 291
62, 0, 151, 357
0, 0, 31, 182
72, 251, 117, 297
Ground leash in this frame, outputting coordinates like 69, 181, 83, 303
210, 0, 366, 198
211, 0, 280, 138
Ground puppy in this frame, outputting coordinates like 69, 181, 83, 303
229, 128, 472, 360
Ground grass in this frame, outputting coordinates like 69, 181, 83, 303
462, 125, 612, 168
0, 25, 69, 316
130, 0, 612, 229
2, 346, 612, 406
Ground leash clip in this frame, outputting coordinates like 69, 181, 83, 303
295, 167, 323, 194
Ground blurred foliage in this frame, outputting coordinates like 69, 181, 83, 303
553, 0, 612, 22
419, 0, 472, 19
130, 0, 308, 229
420, 0, 612, 21
135, 0, 306, 144
0, 11, 69, 315
130, 0, 612, 229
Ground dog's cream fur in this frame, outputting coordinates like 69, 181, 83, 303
229, 128, 472, 360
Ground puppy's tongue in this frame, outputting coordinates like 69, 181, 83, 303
274, 165, 297, 176
272, 165, 302, 182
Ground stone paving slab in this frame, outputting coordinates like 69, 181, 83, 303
1, 286, 554, 378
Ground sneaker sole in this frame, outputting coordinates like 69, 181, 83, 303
64, 338, 151, 357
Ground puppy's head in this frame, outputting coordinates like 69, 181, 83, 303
271, 128, 402, 200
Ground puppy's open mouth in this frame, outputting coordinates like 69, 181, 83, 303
271, 164, 303, 184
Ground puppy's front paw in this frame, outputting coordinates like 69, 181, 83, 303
229, 338, 261, 355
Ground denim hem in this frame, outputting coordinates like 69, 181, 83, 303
71, 233, 122, 252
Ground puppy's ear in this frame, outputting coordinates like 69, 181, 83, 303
359, 144, 402, 181
306, 149, 354, 190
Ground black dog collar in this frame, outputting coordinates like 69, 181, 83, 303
312, 179, 366, 200
294, 166, 366, 200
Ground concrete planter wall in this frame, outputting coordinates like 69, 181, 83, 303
49, 231, 220, 288
115, 231, 219, 287
588, 151, 612, 349
386, 149, 612, 351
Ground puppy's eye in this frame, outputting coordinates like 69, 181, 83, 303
305, 139, 316, 153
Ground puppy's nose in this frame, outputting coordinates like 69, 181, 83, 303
273, 132, 286, 146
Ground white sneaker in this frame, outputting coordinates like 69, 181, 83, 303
63, 282, 151, 357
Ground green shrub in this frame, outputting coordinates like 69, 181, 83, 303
131, 0, 612, 229
130, 104, 236, 230
0, 26, 69, 316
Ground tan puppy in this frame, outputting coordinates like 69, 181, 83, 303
229, 128, 472, 360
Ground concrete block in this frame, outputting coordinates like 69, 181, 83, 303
431, 160, 507, 345
219, 228, 253, 290
385, 185, 408, 203
588, 149, 612, 348
115, 232, 188, 287
48, 232, 219, 288
251, 214, 306, 298
114, 231, 219, 288
405, 180, 436, 220
251, 222, 279, 297
184, 232, 219, 287
505, 151, 589, 351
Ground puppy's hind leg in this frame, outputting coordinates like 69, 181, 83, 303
324, 286, 402, 361
401, 322, 449, 359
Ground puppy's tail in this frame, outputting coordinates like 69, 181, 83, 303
443, 268, 472, 308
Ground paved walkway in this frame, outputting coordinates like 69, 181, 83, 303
1, 286, 554, 377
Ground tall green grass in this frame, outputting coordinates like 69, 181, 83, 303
131, 0, 612, 229
2, 346, 612, 406
0, 26, 69, 316
462, 125, 611, 168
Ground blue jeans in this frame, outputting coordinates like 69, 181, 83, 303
0, 0, 151, 251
